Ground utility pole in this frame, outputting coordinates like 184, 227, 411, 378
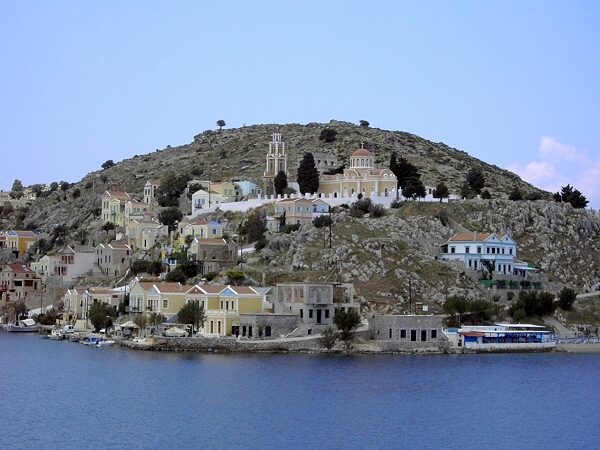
328, 205, 332, 249
408, 278, 413, 315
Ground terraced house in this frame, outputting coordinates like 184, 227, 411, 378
0, 264, 41, 302
0, 230, 37, 257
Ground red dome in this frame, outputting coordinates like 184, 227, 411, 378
351, 148, 372, 157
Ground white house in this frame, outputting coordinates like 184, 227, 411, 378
440, 231, 534, 277
191, 189, 227, 214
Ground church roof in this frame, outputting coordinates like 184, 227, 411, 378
351, 148, 372, 157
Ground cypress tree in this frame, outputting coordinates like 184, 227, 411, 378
297, 152, 320, 194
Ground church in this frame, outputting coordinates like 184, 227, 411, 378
318, 144, 397, 198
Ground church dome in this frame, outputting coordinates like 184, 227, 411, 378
351, 148, 372, 157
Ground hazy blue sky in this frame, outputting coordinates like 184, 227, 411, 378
2, 1, 599, 206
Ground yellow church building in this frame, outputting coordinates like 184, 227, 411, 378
318, 145, 397, 198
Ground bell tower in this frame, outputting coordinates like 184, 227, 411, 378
263, 131, 288, 196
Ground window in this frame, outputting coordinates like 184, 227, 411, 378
309, 309, 313, 319
421, 330, 427, 341
400, 329, 407, 339
477, 246, 481, 254
509, 248, 513, 255
162, 299, 168, 309
450, 246, 456, 254
300, 308, 303, 319
324, 309, 329, 319
465, 246, 470, 254
431, 329, 437, 339
389, 329, 392, 339
410, 330, 417, 341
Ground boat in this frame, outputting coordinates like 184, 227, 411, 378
50, 329, 65, 340
95, 340, 115, 348
80, 335, 102, 346
458, 323, 556, 351
5, 319, 40, 333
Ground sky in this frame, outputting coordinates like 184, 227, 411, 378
1, 1, 599, 207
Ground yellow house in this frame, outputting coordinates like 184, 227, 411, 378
3, 230, 37, 257
128, 280, 187, 320
101, 191, 131, 227
62, 288, 86, 320
177, 218, 224, 248
185, 284, 267, 336
318, 146, 397, 198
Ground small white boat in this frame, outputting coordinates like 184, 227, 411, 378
95, 340, 115, 348
6, 319, 40, 333
50, 329, 65, 340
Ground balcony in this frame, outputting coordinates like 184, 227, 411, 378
206, 309, 238, 316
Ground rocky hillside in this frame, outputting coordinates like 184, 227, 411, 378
1, 120, 547, 238
245, 199, 600, 313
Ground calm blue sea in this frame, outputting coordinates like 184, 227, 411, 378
1, 333, 599, 450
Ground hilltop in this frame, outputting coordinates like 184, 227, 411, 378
0, 120, 547, 237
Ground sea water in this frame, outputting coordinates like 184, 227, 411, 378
1, 333, 599, 449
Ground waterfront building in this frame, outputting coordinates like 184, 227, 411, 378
369, 315, 447, 350
458, 323, 556, 350
0, 264, 41, 302
272, 283, 357, 336
318, 145, 397, 198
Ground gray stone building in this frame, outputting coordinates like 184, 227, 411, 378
272, 282, 358, 336
239, 313, 298, 338
369, 315, 449, 351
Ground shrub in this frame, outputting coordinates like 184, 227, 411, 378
320, 326, 338, 349
558, 287, 576, 311
282, 224, 301, 234
101, 160, 115, 170
71, 188, 81, 199
390, 199, 403, 209
313, 215, 332, 228
370, 204, 386, 218
84, 181, 93, 189
319, 128, 338, 142
254, 238, 268, 251
435, 209, 449, 226
102, 222, 115, 232
60, 181, 70, 191
165, 267, 186, 283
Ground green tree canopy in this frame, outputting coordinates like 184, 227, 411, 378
402, 177, 426, 200
466, 167, 485, 194
334, 309, 361, 341
359, 120, 369, 128
509, 187, 523, 201
101, 160, 115, 170
553, 184, 589, 209
156, 172, 190, 207
432, 182, 449, 202
216, 119, 226, 130
89, 301, 118, 333
297, 152, 320, 194
159, 207, 183, 232
319, 128, 338, 142
178, 300, 206, 334
274, 171, 288, 196
558, 287, 576, 311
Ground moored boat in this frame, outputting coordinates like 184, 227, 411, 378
6, 319, 40, 333
95, 340, 115, 347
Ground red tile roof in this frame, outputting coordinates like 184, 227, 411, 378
351, 148, 372, 157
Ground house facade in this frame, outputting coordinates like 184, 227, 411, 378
143, 179, 161, 205
234, 180, 262, 198
126, 220, 169, 250
30, 245, 95, 286
101, 191, 131, 227
188, 238, 236, 274
0, 264, 41, 302
2, 230, 37, 257
191, 189, 226, 213
369, 315, 448, 350
95, 242, 132, 276
275, 198, 329, 225
440, 231, 533, 277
